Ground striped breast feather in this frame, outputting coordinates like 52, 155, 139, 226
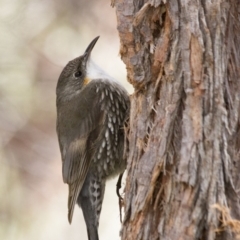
85, 79, 129, 172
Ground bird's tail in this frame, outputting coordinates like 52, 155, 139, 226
86, 226, 99, 240
80, 194, 99, 240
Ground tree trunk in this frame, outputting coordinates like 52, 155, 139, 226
114, 0, 240, 239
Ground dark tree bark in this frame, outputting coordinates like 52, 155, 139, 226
114, 0, 240, 239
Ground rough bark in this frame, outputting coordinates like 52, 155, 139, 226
114, 0, 240, 239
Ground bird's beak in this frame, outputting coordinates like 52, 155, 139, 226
83, 36, 100, 62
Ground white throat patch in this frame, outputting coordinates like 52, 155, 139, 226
86, 59, 114, 81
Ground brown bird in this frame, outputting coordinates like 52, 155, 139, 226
56, 36, 129, 240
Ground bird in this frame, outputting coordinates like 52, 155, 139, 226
56, 36, 129, 240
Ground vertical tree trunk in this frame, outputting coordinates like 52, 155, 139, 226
114, 0, 240, 239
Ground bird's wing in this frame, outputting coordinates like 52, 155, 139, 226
67, 150, 88, 223
65, 119, 104, 223
62, 80, 107, 223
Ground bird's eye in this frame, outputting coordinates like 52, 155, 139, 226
74, 71, 82, 78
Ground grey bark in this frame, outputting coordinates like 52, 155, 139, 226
114, 0, 240, 239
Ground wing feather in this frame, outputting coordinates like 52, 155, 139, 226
67, 151, 88, 223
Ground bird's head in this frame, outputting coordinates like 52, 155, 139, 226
56, 36, 101, 102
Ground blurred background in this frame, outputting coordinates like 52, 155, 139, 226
0, 0, 132, 239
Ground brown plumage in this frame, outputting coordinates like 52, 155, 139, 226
56, 36, 129, 240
